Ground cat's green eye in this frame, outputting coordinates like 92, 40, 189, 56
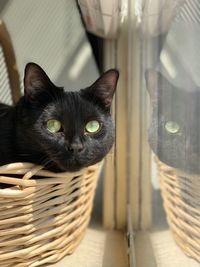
85, 120, 101, 134
165, 121, 180, 134
47, 119, 62, 133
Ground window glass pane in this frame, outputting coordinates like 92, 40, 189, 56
139, 0, 200, 263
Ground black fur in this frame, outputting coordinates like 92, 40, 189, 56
0, 63, 119, 172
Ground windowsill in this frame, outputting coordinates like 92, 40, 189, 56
135, 229, 200, 267
49, 226, 129, 267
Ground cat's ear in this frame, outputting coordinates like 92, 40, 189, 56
145, 69, 159, 103
83, 69, 119, 110
145, 69, 172, 104
24, 62, 56, 102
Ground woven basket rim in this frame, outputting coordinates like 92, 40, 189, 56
154, 156, 200, 178
0, 161, 87, 176
0, 161, 99, 190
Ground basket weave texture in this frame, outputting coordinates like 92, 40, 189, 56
155, 157, 200, 262
0, 162, 100, 267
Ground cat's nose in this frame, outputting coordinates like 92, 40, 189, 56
68, 142, 84, 153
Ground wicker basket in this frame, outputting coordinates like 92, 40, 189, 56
0, 162, 100, 267
155, 157, 200, 262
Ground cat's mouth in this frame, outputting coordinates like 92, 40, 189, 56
47, 157, 85, 172
49, 156, 101, 173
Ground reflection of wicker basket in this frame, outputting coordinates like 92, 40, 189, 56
0, 162, 100, 267
155, 157, 200, 262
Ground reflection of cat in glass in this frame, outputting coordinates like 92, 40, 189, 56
145, 70, 200, 174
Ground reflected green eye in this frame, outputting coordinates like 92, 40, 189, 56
85, 120, 101, 134
47, 119, 62, 133
165, 121, 180, 134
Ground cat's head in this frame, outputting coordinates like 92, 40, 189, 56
146, 70, 200, 174
19, 63, 119, 172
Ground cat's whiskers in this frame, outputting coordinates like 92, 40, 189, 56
40, 157, 55, 169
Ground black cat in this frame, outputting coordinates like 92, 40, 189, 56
146, 69, 200, 174
0, 63, 119, 172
